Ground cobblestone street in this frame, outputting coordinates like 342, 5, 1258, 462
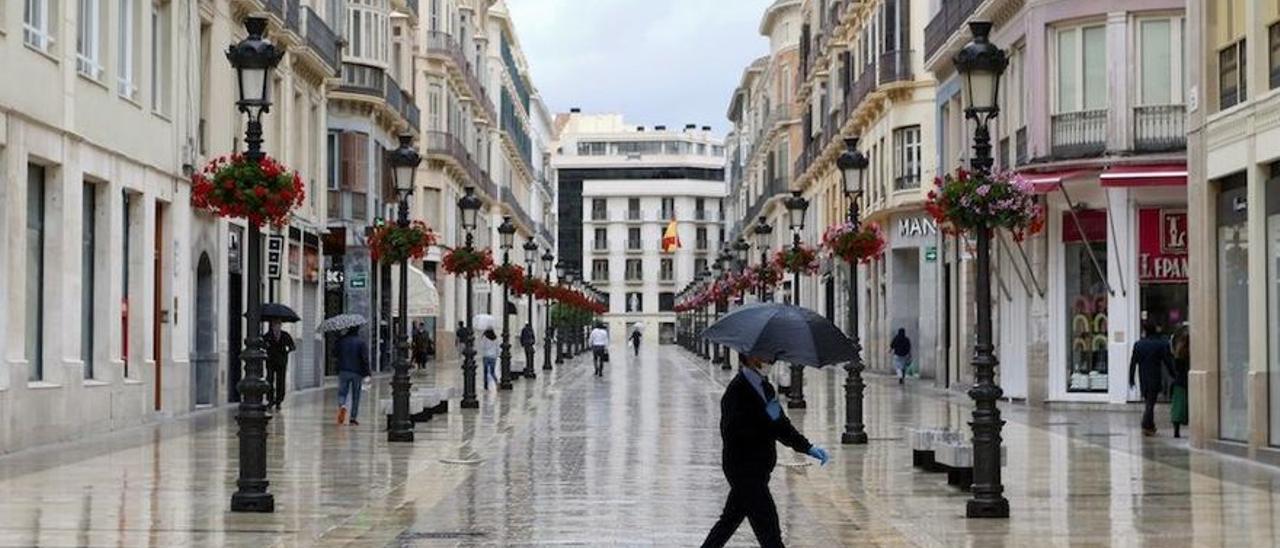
2, 345, 1280, 546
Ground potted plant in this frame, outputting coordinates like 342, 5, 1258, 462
442, 247, 494, 278
368, 221, 436, 264
822, 221, 886, 264
191, 153, 305, 227
773, 243, 820, 275
925, 168, 1044, 240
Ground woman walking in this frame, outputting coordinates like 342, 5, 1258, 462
1171, 330, 1190, 438
335, 327, 371, 425
890, 328, 912, 385
480, 328, 500, 390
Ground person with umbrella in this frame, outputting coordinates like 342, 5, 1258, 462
255, 303, 299, 411
318, 314, 370, 425
700, 303, 836, 547
629, 326, 642, 357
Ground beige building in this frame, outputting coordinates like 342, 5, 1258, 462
1186, 0, 1280, 464
0, 0, 340, 453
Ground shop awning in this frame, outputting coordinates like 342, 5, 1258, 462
1024, 170, 1088, 194
391, 265, 440, 318
1099, 165, 1187, 188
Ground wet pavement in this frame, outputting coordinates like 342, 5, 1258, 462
2, 346, 1280, 546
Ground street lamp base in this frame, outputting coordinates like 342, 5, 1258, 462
841, 431, 868, 445
499, 380, 513, 390
525, 370, 538, 379
720, 362, 732, 371
786, 399, 807, 409
460, 399, 480, 409
965, 497, 1010, 519
388, 429, 415, 443
230, 492, 275, 513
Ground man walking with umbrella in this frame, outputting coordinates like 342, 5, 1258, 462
257, 303, 299, 411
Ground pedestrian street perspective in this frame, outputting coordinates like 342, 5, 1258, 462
3, 0, 1280, 546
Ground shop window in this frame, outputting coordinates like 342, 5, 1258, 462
1063, 210, 1108, 393
26, 164, 46, 382
1137, 209, 1189, 336
1268, 166, 1280, 444
1218, 176, 1250, 441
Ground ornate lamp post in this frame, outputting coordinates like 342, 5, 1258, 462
783, 190, 810, 409
497, 217, 517, 390
555, 261, 567, 363
457, 187, 484, 409
227, 16, 283, 514
542, 251, 556, 370
710, 258, 723, 365
753, 217, 773, 301
388, 134, 422, 442
522, 238, 540, 378
838, 137, 870, 445
698, 269, 712, 359
955, 21, 1010, 519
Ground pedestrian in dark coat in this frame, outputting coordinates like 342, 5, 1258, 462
412, 322, 430, 369
890, 328, 911, 384
263, 320, 295, 411
630, 329, 642, 356
702, 355, 829, 548
520, 324, 536, 376
1170, 330, 1190, 437
335, 327, 371, 425
1129, 323, 1175, 436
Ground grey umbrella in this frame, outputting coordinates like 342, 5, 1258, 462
316, 313, 367, 334
701, 302, 855, 367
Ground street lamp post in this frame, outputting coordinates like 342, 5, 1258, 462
729, 238, 750, 369
457, 187, 484, 409
497, 217, 517, 391
388, 134, 422, 443
523, 238, 540, 378
555, 261, 567, 364
542, 251, 556, 370
753, 217, 773, 301
838, 138, 870, 445
711, 258, 725, 365
227, 16, 283, 514
955, 21, 1010, 519
784, 191, 810, 409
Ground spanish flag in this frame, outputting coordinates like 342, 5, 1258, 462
662, 219, 681, 253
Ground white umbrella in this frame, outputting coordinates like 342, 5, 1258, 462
317, 313, 367, 333
472, 314, 496, 332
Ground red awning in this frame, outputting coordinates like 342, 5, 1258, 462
1100, 165, 1187, 188
1023, 170, 1088, 194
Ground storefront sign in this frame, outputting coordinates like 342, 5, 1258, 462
325, 268, 345, 289
349, 274, 367, 289
1139, 208, 1188, 283
897, 217, 938, 239
267, 235, 284, 280
925, 246, 938, 262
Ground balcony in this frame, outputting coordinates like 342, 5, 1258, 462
1133, 105, 1186, 153
924, 0, 982, 63
500, 186, 536, 235
694, 210, 709, 221
879, 50, 913, 86
337, 63, 419, 129
284, 1, 300, 33
1051, 110, 1107, 159
591, 209, 607, 221
425, 31, 498, 123
302, 7, 339, 72
422, 131, 499, 200
846, 62, 877, 119
538, 223, 556, 246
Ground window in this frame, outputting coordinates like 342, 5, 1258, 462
26, 165, 46, 382
696, 227, 708, 249
659, 292, 675, 312
121, 190, 132, 378
660, 258, 674, 281
625, 292, 643, 312
82, 183, 97, 379
661, 197, 675, 220
1271, 22, 1280, 89
625, 259, 642, 281
628, 227, 641, 249
24, 0, 56, 52
594, 227, 607, 250
1063, 210, 1108, 394
150, 1, 171, 114
1268, 165, 1280, 444
694, 257, 707, 275
1138, 18, 1184, 106
1054, 24, 1107, 113
893, 125, 921, 190
592, 259, 609, 281
577, 141, 608, 155
591, 198, 607, 220
77, 0, 103, 78
1219, 39, 1247, 109
628, 198, 640, 220
695, 197, 706, 220
1218, 177, 1249, 441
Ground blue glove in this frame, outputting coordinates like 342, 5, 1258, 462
765, 399, 782, 421
807, 446, 830, 466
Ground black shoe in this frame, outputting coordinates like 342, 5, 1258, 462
899, 378, 904, 385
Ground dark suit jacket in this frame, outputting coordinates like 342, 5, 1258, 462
720, 372, 812, 481
1129, 336, 1174, 396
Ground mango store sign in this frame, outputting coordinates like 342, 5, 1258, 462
897, 216, 938, 239
1138, 209, 1188, 283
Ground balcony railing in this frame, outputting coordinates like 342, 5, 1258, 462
879, 50, 913, 85
847, 62, 877, 118
285, 1, 300, 32
539, 223, 556, 246
425, 31, 498, 123
1051, 110, 1107, 159
627, 210, 642, 221
1015, 127, 1028, 165
593, 240, 608, 251
696, 239, 710, 251
303, 7, 339, 71
500, 186, 536, 235
263, 0, 284, 18
627, 239, 642, 251
694, 210, 708, 221
924, 0, 982, 62
1133, 105, 1185, 153
591, 209, 607, 221
422, 131, 498, 200
339, 63, 418, 129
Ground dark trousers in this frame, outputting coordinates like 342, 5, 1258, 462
266, 364, 287, 407
523, 347, 535, 375
632, 341, 640, 356
701, 478, 783, 548
1142, 391, 1159, 432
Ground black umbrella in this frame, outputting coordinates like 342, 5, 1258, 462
249, 303, 301, 323
701, 302, 855, 367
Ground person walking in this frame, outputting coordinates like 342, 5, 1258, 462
889, 328, 912, 385
520, 323, 536, 376
455, 321, 469, 358
701, 355, 830, 548
1129, 323, 1175, 437
335, 327, 371, 426
263, 319, 296, 411
589, 323, 609, 376
630, 329, 642, 357
1170, 329, 1190, 438
412, 322, 430, 370
480, 328, 500, 390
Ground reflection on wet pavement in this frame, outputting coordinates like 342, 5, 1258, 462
2, 347, 1280, 546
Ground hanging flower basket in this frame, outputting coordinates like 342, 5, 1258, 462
442, 247, 494, 278
773, 244, 820, 275
822, 222, 886, 264
368, 221, 436, 264
191, 153, 305, 228
488, 263, 527, 295
746, 262, 784, 289
926, 168, 1044, 241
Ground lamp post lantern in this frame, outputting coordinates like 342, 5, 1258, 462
838, 137, 870, 445
955, 20, 1010, 519
522, 238, 540, 378
753, 217, 773, 301
387, 134, 422, 442
554, 261, 567, 363
457, 187, 484, 409
783, 190, 810, 409
228, 16, 283, 514
497, 217, 517, 390
542, 251, 556, 370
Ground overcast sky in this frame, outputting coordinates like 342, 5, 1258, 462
506, 0, 775, 135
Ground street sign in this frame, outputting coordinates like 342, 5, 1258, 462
925, 246, 938, 262
350, 274, 367, 289
267, 235, 284, 280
